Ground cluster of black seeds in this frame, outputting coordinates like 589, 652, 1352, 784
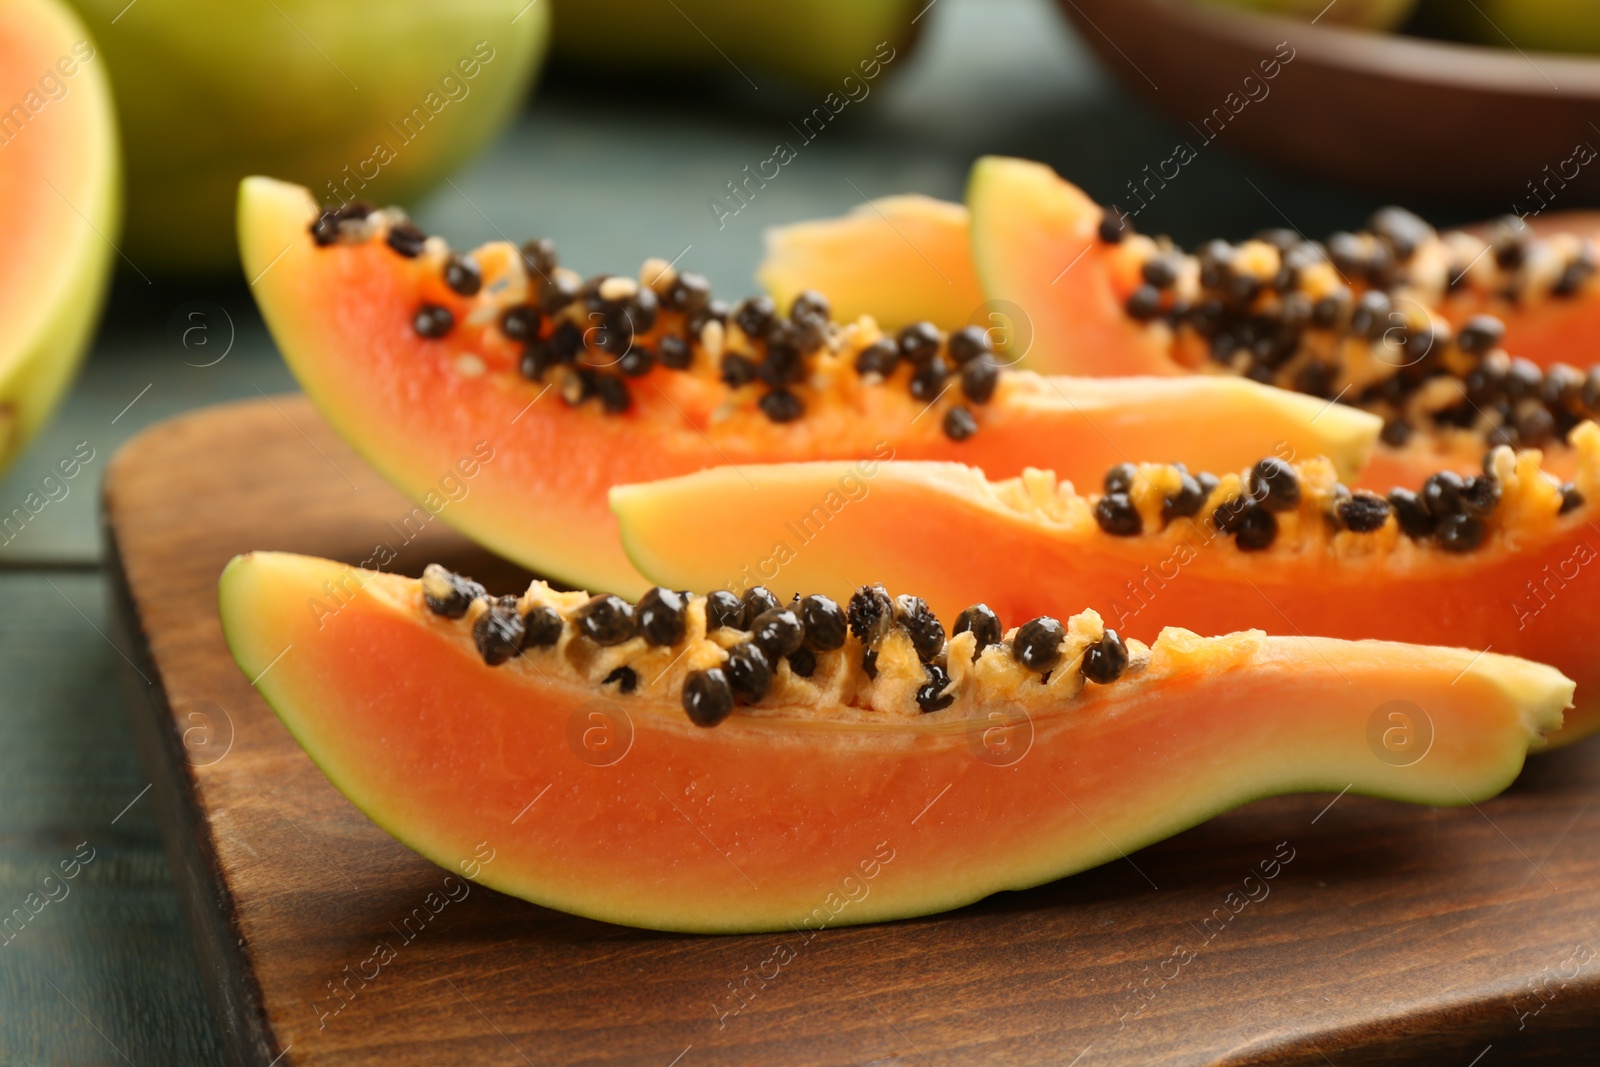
309, 209, 1003, 441
418, 567, 1135, 729
844, 584, 1128, 710
1085, 451, 1585, 554
1102, 207, 1600, 452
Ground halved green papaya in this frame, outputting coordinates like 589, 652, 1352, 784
614, 425, 1600, 748
220, 550, 1570, 933
0, 0, 118, 476
761, 157, 1600, 486
239, 176, 1380, 596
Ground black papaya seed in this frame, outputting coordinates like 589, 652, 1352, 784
704, 590, 747, 631
1081, 629, 1129, 685
444, 254, 482, 296
1013, 617, 1064, 673
787, 646, 817, 678
682, 668, 734, 727
945, 325, 992, 364
1233, 505, 1279, 551
1388, 488, 1434, 538
943, 405, 978, 441
636, 587, 687, 647
916, 663, 955, 712
959, 357, 998, 404
386, 220, 427, 258
420, 564, 484, 619
1163, 472, 1207, 521
724, 642, 772, 704
894, 595, 945, 662
574, 594, 635, 646
521, 604, 563, 648
1436, 512, 1486, 553
953, 603, 1001, 660
749, 608, 805, 660
1422, 470, 1465, 517
733, 295, 777, 338
800, 594, 847, 651
1249, 457, 1300, 512
897, 321, 942, 364
855, 339, 899, 378
412, 304, 454, 339
742, 586, 780, 618
1104, 462, 1138, 495
1095, 493, 1143, 536
473, 596, 525, 666
1337, 491, 1392, 533
500, 305, 540, 342
847, 584, 894, 644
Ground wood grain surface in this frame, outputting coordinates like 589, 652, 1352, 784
104, 396, 1600, 1066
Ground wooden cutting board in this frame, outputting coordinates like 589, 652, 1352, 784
104, 396, 1600, 1066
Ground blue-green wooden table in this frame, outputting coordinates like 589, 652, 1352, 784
0, 0, 1469, 1060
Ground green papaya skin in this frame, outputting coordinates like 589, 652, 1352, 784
67, 0, 549, 274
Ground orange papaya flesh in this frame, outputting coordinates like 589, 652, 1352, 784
239, 176, 1380, 597
220, 551, 1570, 933
613, 425, 1600, 749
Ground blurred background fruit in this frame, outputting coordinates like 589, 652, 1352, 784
1202, 0, 1419, 30
0, 0, 118, 477
1415, 0, 1600, 54
550, 0, 920, 92
68, 0, 549, 275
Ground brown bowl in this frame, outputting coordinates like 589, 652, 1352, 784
1055, 0, 1600, 205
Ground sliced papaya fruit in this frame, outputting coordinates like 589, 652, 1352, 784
239, 176, 1380, 596
0, 0, 118, 475
220, 551, 1570, 933
760, 157, 1600, 486
613, 425, 1600, 748
759, 194, 983, 332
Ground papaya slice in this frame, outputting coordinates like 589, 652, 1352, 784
761, 157, 1600, 486
613, 425, 1600, 748
967, 157, 1600, 471
220, 550, 1570, 933
0, 0, 118, 476
238, 176, 1379, 596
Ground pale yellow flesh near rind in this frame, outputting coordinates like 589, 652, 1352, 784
759, 194, 983, 331
220, 551, 1567, 933
0, 0, 119, 476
